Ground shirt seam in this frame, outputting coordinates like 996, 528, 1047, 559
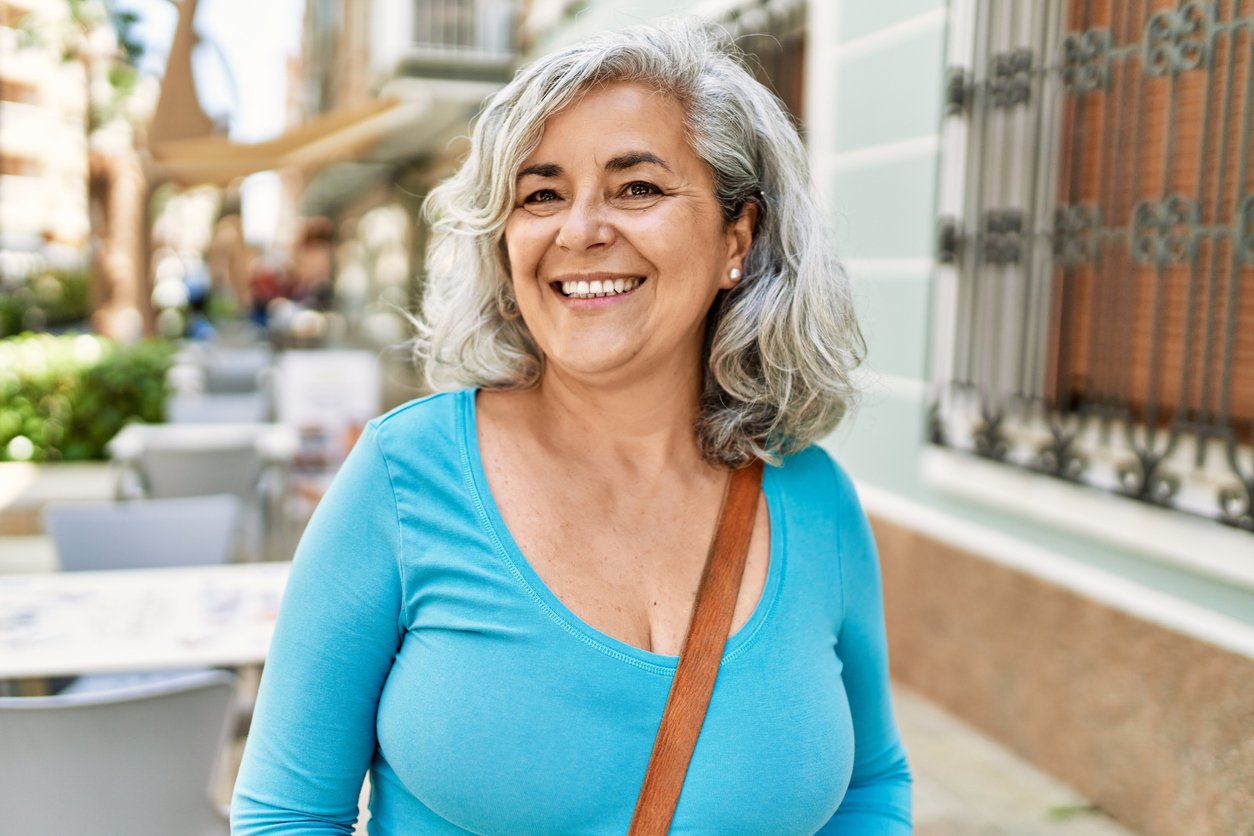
820, 452, 849, 642
369, 420, 409, 640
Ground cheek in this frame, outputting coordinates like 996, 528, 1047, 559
502, 215, 547, 277
625, 208, 725, 272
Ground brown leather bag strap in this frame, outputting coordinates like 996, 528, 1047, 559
628, 459, 764, 835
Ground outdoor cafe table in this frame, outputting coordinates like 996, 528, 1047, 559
0, 561, 290, 681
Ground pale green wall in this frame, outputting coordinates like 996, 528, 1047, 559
807, 0, 944, 509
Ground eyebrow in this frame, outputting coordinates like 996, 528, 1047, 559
516, 163, 563, 180
605, 151, 671, 173
515, 151, 672, 181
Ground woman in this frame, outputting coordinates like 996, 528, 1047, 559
233, 19, 911, 834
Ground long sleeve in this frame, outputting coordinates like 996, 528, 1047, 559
816, 461, 912, 834
231, 424, 405, 834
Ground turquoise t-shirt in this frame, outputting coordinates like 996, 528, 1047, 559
232, 389, 911, 834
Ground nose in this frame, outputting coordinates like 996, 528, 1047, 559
555, 194, 615, 251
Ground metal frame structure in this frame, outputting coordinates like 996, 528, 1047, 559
932, 0, 1254, 532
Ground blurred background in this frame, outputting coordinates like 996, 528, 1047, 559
0, 1, 1251, 834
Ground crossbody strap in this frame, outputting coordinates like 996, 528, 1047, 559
628, 458, 765, 835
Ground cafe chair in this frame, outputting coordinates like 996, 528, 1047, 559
167, 391, 273, 424
0, 669, 237, 836
172, 343, 274, 395
107, 423, 297, 561
43, 494, 243, 572
202, 345, 273, 394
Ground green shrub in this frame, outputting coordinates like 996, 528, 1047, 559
0, 333, 174, 462
0, 268, 91, 337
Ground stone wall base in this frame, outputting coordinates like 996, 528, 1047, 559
871, 514, 1254, 836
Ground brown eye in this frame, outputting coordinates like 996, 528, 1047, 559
524, 189, 560, 204
624, 182, 661, 197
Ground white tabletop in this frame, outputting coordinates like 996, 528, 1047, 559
107, 421, 300, 461
0, 562, 290, 679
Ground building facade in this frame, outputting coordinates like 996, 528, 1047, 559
0, 0, 91, 278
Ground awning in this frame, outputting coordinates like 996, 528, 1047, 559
148, 96, 432, 186
145, 0, 512, 192
145, 0, 432, 187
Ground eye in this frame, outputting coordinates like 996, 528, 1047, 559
622, 181, 661, 198
523, 188, 560, 204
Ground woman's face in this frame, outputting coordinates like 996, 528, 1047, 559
503, 81, 754, 386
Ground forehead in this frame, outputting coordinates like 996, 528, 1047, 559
520, 81, 698, 169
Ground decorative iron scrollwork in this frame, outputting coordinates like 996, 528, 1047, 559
1053, 203, 1102, 266
1219, 482, 1254, 530
989, 48, 1033, 107
1218, 442, 1254, 530
1038, 430, 1087, 482
1218, 481, 1248, 526
937, 216, 962, 264
982, 209, 1024, 265
974, 409, 1010, 461
1132, 195, 1199, 264
1239, 194, 1254, 263
1116, 451, 1182, 507
1144, 3, 1213, 76
927, 400, 945, 446
945, 66, 972, 115
1061, 28, 1112, 92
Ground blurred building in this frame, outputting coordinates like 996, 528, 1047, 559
0, 0, 91, 278
292, 0, 518, 350
519, 1, 1252, 834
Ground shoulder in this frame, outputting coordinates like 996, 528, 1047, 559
367, 388, 471, 452
771, 444, 862, 515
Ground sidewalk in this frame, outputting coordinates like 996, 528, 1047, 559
896, 685, 1134, 835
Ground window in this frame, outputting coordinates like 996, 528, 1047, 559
717, 0, 807, 127
933, 0, 1254, 532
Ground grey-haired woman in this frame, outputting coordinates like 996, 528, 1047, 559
234, 19, 911, 833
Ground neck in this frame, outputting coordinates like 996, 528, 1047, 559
526, 359, 711, 479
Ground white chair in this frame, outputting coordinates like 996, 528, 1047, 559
43, 494, 242, 572
0, 669, 236, 836
173, 344, 273, 395
167, 391, 272, 424
203, 346, 273, 394
107, 423, 297, 561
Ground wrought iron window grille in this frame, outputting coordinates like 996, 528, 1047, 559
932, 0, 1254, 533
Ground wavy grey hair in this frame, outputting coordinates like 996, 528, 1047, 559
414, 18, 864, 466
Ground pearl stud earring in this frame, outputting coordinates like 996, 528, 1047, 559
729, 267, 742, 282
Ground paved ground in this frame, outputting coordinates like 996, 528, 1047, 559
216, 682, 1135, 834
895, 685, 1133, 835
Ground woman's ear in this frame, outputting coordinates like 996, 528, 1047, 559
724, 201, 759, 274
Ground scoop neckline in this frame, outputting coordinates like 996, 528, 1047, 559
458, 388, 784, 675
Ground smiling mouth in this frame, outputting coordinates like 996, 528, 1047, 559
553, 278, 646, 299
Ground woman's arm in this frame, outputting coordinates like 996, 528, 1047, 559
816, 461, 912, 834
232, 424, 405, 834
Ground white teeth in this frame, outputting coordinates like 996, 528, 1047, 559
559, 278, 642, 299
